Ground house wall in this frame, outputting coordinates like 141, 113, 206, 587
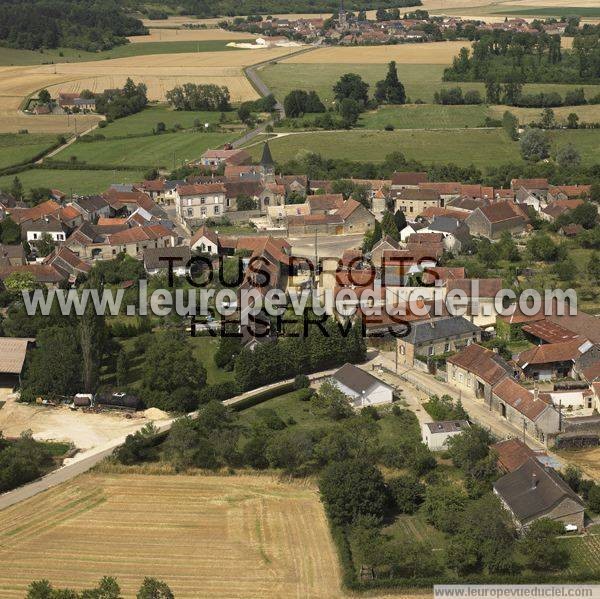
27, 230, 66, 243
176, 192, 225, 220
421, 425, 463, 450
523, 498, 585, 531
331, 380, 393, 407
398, 332, 480, 367
191, 236, 218, 254
343, 205, 376, 234
394, 198, 441, 218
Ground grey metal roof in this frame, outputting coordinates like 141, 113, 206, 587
404, 316, 480, 345
429, 216, 461, 233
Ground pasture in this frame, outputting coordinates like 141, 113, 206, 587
0, 168, 147, 196
247, 129, 520, 167
54, 130, 235, 169
260, 61, 600, 106
96, 106, 237, 138
358, 104, 490, 129
489, 104, 600, 125
0, 133, 60, 170
0, 473, 342, 599
549, 129, 600, 166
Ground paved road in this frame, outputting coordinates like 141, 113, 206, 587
0, 368, 337, 512
374, 351, 547, 450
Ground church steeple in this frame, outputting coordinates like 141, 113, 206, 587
260, 142, 274, 172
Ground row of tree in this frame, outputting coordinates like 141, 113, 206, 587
165, 83, 231, 112
95, 78, 148, 121
27, 576, 173, 598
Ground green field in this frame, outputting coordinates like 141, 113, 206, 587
260, 62, 600, 106
0, 133, 60, 170
0, 168, 146, 196
549, 129, 600, 167
358, 104, 490, 129
97, 106, 238, 138
0, 40, 253, 66
54, 130, 235, 169
248, 129, 521, 167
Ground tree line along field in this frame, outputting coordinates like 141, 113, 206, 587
0, 473, 343, 599
0, 168, 147, 197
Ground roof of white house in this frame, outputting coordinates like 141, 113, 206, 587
331, 363, 392, 396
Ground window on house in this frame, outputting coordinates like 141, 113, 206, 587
214, 206, 220, 214
444, 343, 450, 352
201, 207, 207, 216
33, 233, 38, 239
186, 208, 193, 217
428, 346, 434, 356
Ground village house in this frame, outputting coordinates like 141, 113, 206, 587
392, 188, 443, 217
43, 246, 91, 282
58, 92, 96, 111
465, 201, 528, 240
189, 226, 220, 254
422, 420, 470, 451
143, 246, 191, 276
70, 195, 112, 222
390, 171, 428, 190
493, 457, 584, 531
0, 244, 25, 267
516, 337, 594, 380
330, 363, 394, 408
396, 315, 481, 367
0, 263, 64, 288
174, 183, 227, 223
446, 343, 514, 403
491, 438, 549, 473
22, 215, 69, 244
491, 378, 560, 444
445, 277, 503, 328
197, 148, 251, 169
421, 215, 471, 253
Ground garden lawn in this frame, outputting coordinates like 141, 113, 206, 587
0, 133, 60, 170
383, 508, 448, 550
97, 106, 238, 138
0, 40, 253, 66
53, 130, 235, 168
359, 104, 490, 130
189, 336, 234, 385
248, 129, 521, 167
0, 167, 147, 196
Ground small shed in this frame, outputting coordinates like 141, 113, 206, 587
330, 363, 393, 408
422, 420, 469, 450
0, 337, 35, 388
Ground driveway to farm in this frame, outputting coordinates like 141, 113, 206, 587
0, 368, 337, 511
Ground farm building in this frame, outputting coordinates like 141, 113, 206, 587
493, 457, 584, 531
446, 343, 513, 403
421, 420, 469, 450
0, 337, 35, 388
329, 363, 393, 408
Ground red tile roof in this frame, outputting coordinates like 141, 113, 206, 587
517, 338, 590, 367
491, 438, 541, 473
177, 183, 226, 196
522, 319, 579, 344
492, 378, 552, 421
391, 171, 428, 186
447, 343, 512, 386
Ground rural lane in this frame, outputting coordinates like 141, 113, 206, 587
0, 368, 336, 512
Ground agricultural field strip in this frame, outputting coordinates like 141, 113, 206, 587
0, 474, 342, 599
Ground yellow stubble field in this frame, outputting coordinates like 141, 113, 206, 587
0, 46, 297, 133
283, 41, 470, 65
0, 473, 343, 599
128, 28, 257, 42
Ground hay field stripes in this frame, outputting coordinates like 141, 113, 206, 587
0, 473, 342, 599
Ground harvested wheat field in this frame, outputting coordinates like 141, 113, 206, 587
283, 41, 470, 65
0, 46, 297, 132
128, 28, 256, 42
0, 473, 343, 599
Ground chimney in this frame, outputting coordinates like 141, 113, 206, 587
531, 472, 538, 490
